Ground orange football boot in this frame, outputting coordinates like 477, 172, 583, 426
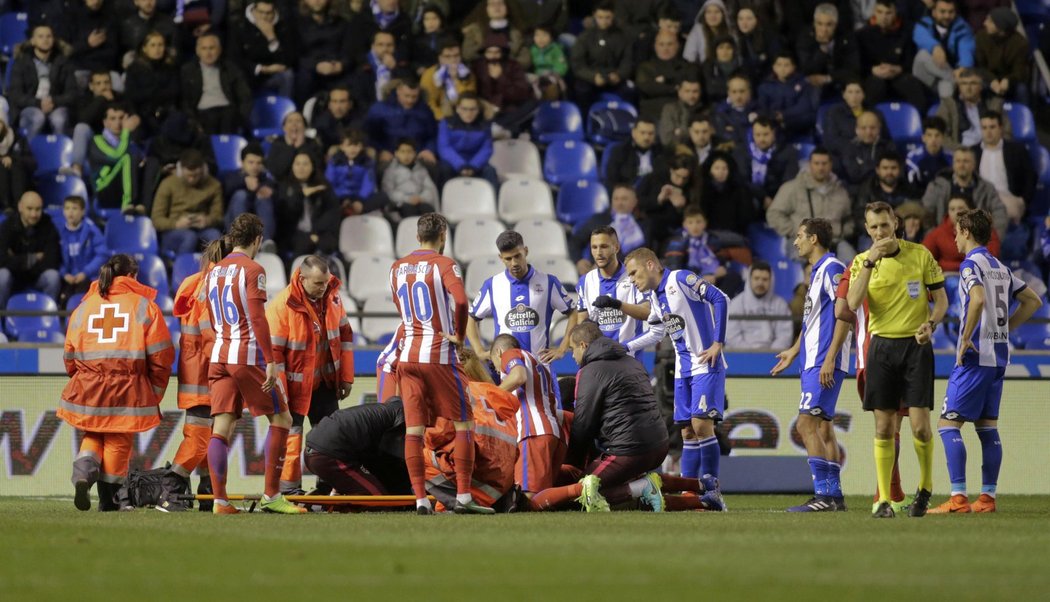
212, 502, 241, 515
927, 494, 971, 514
970, 493, 996, 513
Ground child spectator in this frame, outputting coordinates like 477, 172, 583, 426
528, 25, 568, 100
380, 138, 439, 222
906, 116, 953, 191
757, 51, 818, 141
437, 94, 498, 190
325, 129, 384, 216
662, 205, 744, 297
223, 143, 277, 247
411, 5, 447, 74
58, 195, 108, 306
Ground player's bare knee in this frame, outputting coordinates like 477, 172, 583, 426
975, 418, 998, 429
680, 425, 696, 440
692, 418, 715, 439
270, 411, 293, 429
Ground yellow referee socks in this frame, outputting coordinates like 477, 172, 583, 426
914, 436, 935, 492
874, 438, 895, 503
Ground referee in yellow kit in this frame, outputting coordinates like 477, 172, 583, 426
847, 201, 948, 519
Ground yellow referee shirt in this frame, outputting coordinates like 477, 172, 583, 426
850, 240, 945, 339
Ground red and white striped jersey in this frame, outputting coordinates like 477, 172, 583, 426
389, 250, 467, 365
207, 253, 268, 366
836, 270, 869, 372
500, 349, 560, 440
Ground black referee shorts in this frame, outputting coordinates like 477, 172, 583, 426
863, 336, 935, 412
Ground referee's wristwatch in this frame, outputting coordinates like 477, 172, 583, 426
862, 258, 877, 269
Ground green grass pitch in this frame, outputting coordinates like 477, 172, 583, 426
3, 496, 1050, 601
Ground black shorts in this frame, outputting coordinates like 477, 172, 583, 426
863, 336, 934, 412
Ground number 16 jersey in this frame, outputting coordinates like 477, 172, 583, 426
207, 253, 269, 366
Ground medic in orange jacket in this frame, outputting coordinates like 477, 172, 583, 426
267, 259, 355, 493
58, 255, 174, 511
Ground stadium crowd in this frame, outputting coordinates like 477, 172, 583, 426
1, 0, 1049, 350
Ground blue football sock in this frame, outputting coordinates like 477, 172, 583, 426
807, 457, 829, 496
680, 440, 701, 478
976, 427, 1001, 497
827, 461, 842, 497
938, 426, 967, 495
698, 436, 720, 485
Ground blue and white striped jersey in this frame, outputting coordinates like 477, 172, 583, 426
470, 265, 574, 353
644, 269, 729, 378
958, 247, 1027, 368
801, 253, 851, 371
576, 264, 647, 352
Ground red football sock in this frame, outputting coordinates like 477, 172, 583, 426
453, 430, 475, 496
665, 494, 704, 511
659, 474, 701, 493
404, 434, 427, 499
530, 483, 583, 511
264, 425, 289, 498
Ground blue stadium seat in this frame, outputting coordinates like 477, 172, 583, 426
37, 173, 88, 208
136, 254, 170, 297
943, 274, 960, 307
542, 139, 597, 187
815, 103, 833, 141
105, 215, 158, 255
1016, 0, 1050, 20
250, 95, 295, 139
0, 12, 28, 57
211, 134, 248, 174
931, 324, 955, 350
1012, 304, 1050, 349
793, 142, 816, 163
1030, 145, 1050, 218
66, 292, 86, 311
770, 258, 802, 303
156, 294, 174, 314
29, 135, 74, 175
585, 99, 637, 147
1003, 103, 1036, 142
556, 179, 609, 226
748, 223, 790, 261
532, 101, 584, 144
171, 253, 202, 293
4, 292, 59, 341
875, 102, 922, 152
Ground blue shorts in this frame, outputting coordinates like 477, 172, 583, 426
673, 372, 725, 423
941, 364, 1005, 422
799, 367, 846, 420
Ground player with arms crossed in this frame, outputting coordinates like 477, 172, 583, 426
206, 214, 305, 515
772, 218, 851, 512
390, 213, 494, 515
847, 201, 948, 518
575, 226, 653, 354
624, 247, 729, 511
929, 209, 1043, 513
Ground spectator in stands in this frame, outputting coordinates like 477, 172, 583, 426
923, 194, 1001, 271
934, 68, 1008, 150
855, 150, 920, 225
265, 111, 325, 183
119, 0, 178, 62
683, 0, 732, 64
223, 143, 276, 246
57, 195, 107, 305
700, 36, 745, 107
973, 110, 1034, 224
733, 117, 799, 213
71, 70, 126, 175
820, 79, 868, 156
0, 192, 61, 311
123, 31, 180, 137
8, 25, 77, 139
461, 0, 531, 68
228, 0, 295, 99
380, 138, 439, 222
437, 94, 498, 190
614, 0, 665, 44
88, 102, 146, 215
64, 0, 120, 85
354, 0, 414, 63
974, 7, 1030, 105
570, 0, 634, 110
0, 120, 30, 207
735, 6, 780, 86
912, 0, 975, 99
757, 51, 819, 141
896, 202, 927, 244
711, 73, 759, 147
528, 25, 568, 100
638, 153, 701, 243
275, 151, 341, 256
922, 145, 1007, 236
295, 0, 353, 104
420, 37, 477, 120
906, 116, 953, 191
518, 0, 569, 34
662, 205, 744, 297
768, 147, 855, 257
604, 118, 666, 190
658, 76, 703, 147
364, 78, 438, 165
836, 110, 895, 194
151, 149, 224, 255
725, 261, 793, 350
180, 33, 252, 136
353, 31, 414, 110
571, 184, 652, 269
797, 3, 860, 100
474, 34, 539, 137
326, 128, 384, 216
857, 0, 928, 111
633, 7, 685, 64
679, 111, 723, 167
411, 4, 447, 73
146, 111, 216, 184
636, 31, 695, 121
701, 149, 756, 238
312, 86, 363, 151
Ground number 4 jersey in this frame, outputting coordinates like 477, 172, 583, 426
207, 253, 273, 366
389, 249, 469, 365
